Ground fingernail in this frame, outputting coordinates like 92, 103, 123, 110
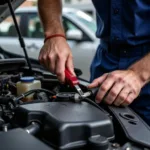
87, 85, 92, 88
96, 100, 100, 103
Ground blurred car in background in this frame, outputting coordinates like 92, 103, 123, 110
0, 7, 98, 81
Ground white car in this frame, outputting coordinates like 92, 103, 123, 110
0, 7, 99, 81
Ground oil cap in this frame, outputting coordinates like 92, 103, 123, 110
20, 77, 35, 83
88, 136, 109, 150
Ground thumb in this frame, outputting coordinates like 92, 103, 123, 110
88, 74, 108, 89
88, 79, 99, 89
66, 54, 76, 76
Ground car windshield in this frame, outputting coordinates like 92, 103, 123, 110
67, 10, 97, 33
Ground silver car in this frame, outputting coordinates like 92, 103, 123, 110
0, 7, 98, 81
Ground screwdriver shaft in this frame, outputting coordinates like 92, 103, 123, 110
75, 85, 84, 97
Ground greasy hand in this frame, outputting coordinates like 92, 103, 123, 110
39, 37, 75, 82
88, 70, 143, 106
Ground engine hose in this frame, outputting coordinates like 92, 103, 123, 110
15, 89, 55, 103
82, 98, 102, 110
15, 89, 102, 111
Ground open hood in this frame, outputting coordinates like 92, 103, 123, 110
0, 0, 25, 23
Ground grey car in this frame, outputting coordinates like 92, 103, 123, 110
0, 6, 99, 81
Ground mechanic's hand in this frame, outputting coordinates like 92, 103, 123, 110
39, 37, 75, 83
88, 70, 143, 106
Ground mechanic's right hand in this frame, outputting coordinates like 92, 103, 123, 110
39, 37, 75, 83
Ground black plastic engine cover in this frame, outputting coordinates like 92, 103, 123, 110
14, 102, 114, 149
0, 128, 53, 150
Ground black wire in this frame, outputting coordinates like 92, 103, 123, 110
82, 98, 102, 110
0, 105, 4, 113
8, 81, 16, 88
15, 89, 55, 103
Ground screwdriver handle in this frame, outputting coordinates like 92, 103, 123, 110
65, 69, 79, 88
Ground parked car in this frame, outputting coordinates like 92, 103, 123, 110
0, 7, 99, 81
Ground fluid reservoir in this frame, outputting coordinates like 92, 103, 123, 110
17, 77, 41, 102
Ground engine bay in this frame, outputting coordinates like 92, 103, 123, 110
0, 59, 149, 150
0, 0, 150, 149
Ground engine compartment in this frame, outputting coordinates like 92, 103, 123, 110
0, 59, 150, 150
14, 102, 114, 149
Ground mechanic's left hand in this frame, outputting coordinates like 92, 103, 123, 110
88, 70, 143, 106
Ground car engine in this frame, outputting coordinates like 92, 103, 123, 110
0, 0, 150, 149
0, 59, 149, 150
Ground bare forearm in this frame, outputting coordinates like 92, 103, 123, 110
129, 52, 150, 86
38, 0, 64, 37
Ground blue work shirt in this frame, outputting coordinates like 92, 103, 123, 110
92, 0, 150, 46
90, 0, 150, 125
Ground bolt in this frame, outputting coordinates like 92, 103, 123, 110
112, 143, 120, 148
3, 125, 8, 132
126, 148, 132, 150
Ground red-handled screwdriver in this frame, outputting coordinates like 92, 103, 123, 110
65, 68, 84, 97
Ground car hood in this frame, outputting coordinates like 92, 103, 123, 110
0, 0, 25, 23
